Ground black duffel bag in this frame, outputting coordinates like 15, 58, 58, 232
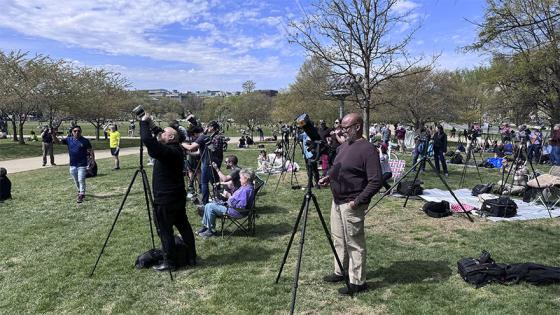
397, 180, 423, 196
480, 197, 517, 217
458, 250, 506, 288
422, 200, 451, 218
471, 183, 493, 196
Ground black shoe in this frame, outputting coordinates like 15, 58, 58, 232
338, 283, 369, 295
196, 226, 208, 235
323, 273, 345, 283
152, 262, 176, 272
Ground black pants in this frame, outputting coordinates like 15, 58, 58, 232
154, 200, 196, 266
382, 172, 393, 190
305, 158, 320, 185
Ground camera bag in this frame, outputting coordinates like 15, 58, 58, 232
422, 201, 451, 218
397, 180, 423, 196
457, 251, 506, 287
480, 197, 517, 217
458, 251, 560, 287
471, 183, 493, 196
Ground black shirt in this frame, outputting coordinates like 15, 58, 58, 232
0, 177, 11, 201
141, 121, 185, 204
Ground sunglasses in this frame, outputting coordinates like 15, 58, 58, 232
72, 129, 81, 133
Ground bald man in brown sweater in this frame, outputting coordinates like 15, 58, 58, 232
319, 113, 383, 295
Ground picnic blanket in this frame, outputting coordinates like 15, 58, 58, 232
419, 188, 560, 222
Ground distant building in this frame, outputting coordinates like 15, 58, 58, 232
255, 89, 278, 97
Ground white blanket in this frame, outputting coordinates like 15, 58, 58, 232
419, 188, 560, 222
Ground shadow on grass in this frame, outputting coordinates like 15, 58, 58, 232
89, 190, 144, 199
200, 245, 275, 268
367, 260, 452, 289
254, 222, 293, 239
256, 205, 287, 214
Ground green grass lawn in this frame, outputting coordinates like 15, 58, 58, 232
0, 138, 141, 161
0, 145, 559, 314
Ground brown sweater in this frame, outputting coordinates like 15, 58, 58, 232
329, 138, 383, 206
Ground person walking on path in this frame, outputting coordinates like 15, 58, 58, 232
105, 124, 121, 170
56, 125, 93, 203
41, 126, 56, 166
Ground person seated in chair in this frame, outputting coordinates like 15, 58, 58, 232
211, 155, 241, 193
197, 168, 255, 238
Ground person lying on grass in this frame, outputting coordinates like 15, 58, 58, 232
197, 168, 255, 238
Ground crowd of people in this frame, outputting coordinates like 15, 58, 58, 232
3, 113, 560, 297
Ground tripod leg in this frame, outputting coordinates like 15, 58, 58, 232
90, 169, 140, 277
310, 194, 353, 297
470, 153, 483, 183
275, 195, 307, 283
525, 154, 553, 218
289, 193, 311, 315
141, 170, 156, 249
425, 159, 474, 222
365, 158, 426, 215
403, 159, 424, 208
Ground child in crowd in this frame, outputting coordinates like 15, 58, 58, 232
0, 167, 12, 201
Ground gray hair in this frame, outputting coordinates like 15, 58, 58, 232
239, 168, 255, 183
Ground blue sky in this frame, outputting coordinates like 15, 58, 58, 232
0, 0, 488, 92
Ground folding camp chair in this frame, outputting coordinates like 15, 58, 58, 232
220, 175, 265, 238
528, 166, 560, 209
388, 153, 406, 184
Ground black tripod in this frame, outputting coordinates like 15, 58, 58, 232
90, 124, 173, 280
275, 161, 352, 314
262, 135, 292, 192
365, 141, 474, 222
498, 143, 552, 218
459, 137, 484, 188
273, 130, 302, 192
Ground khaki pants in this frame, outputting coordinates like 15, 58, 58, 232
330, 200, 367, 285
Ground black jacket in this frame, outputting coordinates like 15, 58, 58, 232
141, 121, 185, 204
432, 131, 448, 151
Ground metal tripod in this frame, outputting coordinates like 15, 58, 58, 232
365, 150, 474, 222
90, 124, 173, 280
275, 162, 352, 314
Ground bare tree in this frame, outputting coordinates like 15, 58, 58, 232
288, 0, 432, 130
0, 50, 50, 144
242, 80, 256, 94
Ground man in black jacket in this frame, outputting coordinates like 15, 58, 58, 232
141, 114, 196, 271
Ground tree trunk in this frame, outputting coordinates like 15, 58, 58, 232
95, 123, 100, 140
363, 105, 369, 138
11, 119, 18, 142
18, 121, 25, 144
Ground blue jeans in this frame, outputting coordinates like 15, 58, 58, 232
433, 148, 448, 174
69, 166, 87, 194
202, 203, 228, 231
528, 144, 541, 162
200, 163, 216, 205
551, 146, 560, 166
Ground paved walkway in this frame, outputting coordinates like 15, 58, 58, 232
0, 136, 270, 174
0, 147, 141, 174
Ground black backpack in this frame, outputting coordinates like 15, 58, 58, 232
457, 250, 506, 288
480, 197, 517, 217
397, 180, 423, 196
422, 201, 451, 218
450, 153, 463, 164
458, 251, 560, 287
134, 235, 193, 269
471, 183, 493, 196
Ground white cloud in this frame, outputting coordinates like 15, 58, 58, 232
435, 51, 488, 70
393, 0, 420, 13
0, 0, 297, 88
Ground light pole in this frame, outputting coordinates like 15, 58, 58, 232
325, 74, 363, 119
